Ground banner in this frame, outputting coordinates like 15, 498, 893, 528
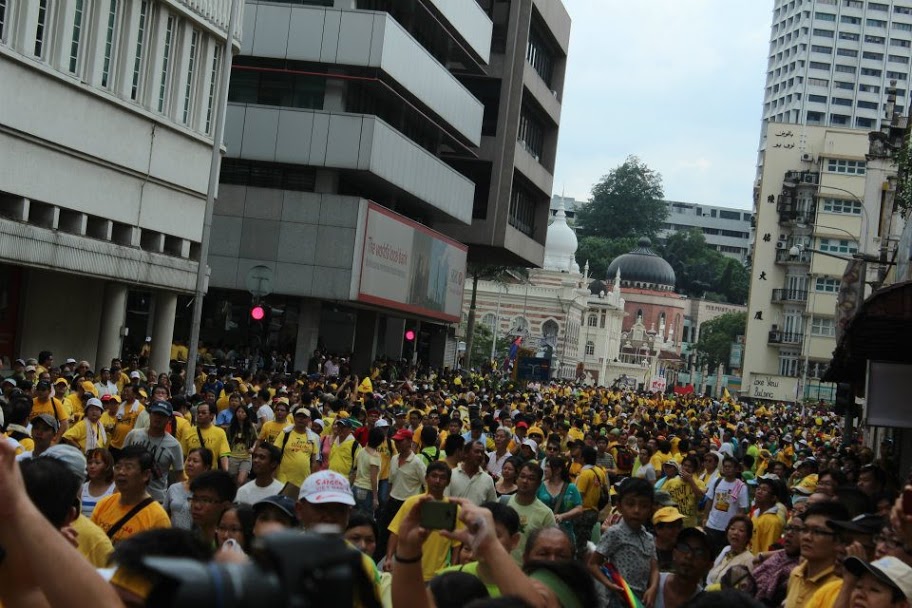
355, 203, 468, 322
648, 376, 667, 393
749, 374, 799, 402
835, 259, 864, 342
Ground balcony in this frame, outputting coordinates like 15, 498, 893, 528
775, 248, 811, 264
784, 170, 820, 185
777, 200, 816, 225
771, 288, 808, 303
768, 330, 803, 346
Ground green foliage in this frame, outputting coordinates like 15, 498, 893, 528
660, 229, 749, 304
895, 138, 912, 217
469, 324, 511, 368
575, 156, 667, 240
693, 312, 747, 371
576, 236, 638, 279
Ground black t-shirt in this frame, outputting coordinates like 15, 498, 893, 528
657, 546, 675, 573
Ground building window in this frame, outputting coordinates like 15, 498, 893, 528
857, 100, 879, 109
585, 341, 595, 356
813, 28, 834, 38
897, 5, 912, 14
840, 15, 860, 25
892, 38, 912, 48
861, 68, 883, 77
101, 0, 119, 88
811, 44, 832, 54
834, 81, 854, 90
839, 32, 859, 41
517, 111, 544, 161
867, 19, 887, 28
220, 159, 317, 191
158, 14, 174, 113
182, 29, 199, 124
0, 0, 6, 43
859, 83, 881, 93
844, 0, 864, 8
35, 0, 49, 58
895, 22, 912, 32
206, 45, 222, 133
830, 114, 849, 125
836, 48, 857, 57
869, 2, 888, 10
819, 238, 858, 254
866, 35, 886, 44
863, 51, 884, 60
821, 198, 862, 215
69, 0, 85, 74
815, 277, 840, 293
525, 26, 554, 87
809, 94, 827, 103
227, 66, 327, 110
588, 315, 598, 327
719, 210, 741, 220
835, 64, 856, 74
810, 61, 831, 70
779, 352, 800, 377
889, 54, 910, 64
508, 182, 536, 237
815, 12, 836, 21
808, 77, 829, 87
856, 117, 874, 128
811, 317, 836, 337
887, 70, 909, 80
831, 97, 852, 106
826, 158, 866, 174
481, 313, 496, 328
131, 0, 149, 101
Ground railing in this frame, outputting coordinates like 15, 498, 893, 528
175, 0, 243, 42
777, 202, 816, 225
768, 330, 803, 346
771, 288, 808, 303
775, 248, 811, 264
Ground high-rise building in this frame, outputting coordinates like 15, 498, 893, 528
763, 0, 912, 134
657, 201, 753, 262
207, 1, 569, 371
0, 0, 238, 371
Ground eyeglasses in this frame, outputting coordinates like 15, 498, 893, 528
801, 527, 837, 539
874, 534, 902, 549
784, 525, 805, 534
216, 525, 243, 534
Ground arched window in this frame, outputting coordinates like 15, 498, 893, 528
588, 314, 598, 327
659, 312, 666, 325
585, 340, 595, 355
481, 313, 497, 328
542, 319, 559, 339
511, 316, 529, 334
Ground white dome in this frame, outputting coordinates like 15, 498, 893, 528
543, 201, 579, 272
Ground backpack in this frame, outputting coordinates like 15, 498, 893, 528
419, 447, 441, 465
594, 467, 611, 510
615, 446, 635, 473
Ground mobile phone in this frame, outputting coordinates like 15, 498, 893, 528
903, 488, 912, 515
420, 500, 457, 531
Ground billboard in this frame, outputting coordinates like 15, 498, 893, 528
354, 203, 468, 322
515, 357, 552, 382
649, 376, 667, 393
749, 374, 799, 402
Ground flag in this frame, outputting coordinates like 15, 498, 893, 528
722, 387, 732, 402
600, 564, 645, 608
508, 336, 523, 360
674, 384, 694, 395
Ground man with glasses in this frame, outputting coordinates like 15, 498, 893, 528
784, 501, 850, 608
653, 527, 714, 607
753, 515, 804, 607
875, 524, 912, 566
502, 462, 556, 565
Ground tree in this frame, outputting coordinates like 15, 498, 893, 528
660, 229, 749, 305
693, 312, 746, 371
469, 324, 512, 368
463, 263, 528, 371
575, 156, 667, 240
575, 235, 639, 279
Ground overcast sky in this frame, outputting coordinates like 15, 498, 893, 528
552, 1, 773, 211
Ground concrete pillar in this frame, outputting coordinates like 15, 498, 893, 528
96, 283, 128, 370
427, 324, 448, 370
294, 298, 322, 371
382, 317, 406, 360
150, 291, 177, 375
351, 311, 379, 374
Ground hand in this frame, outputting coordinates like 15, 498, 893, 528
0, 438, 28, 520
439, 497, 498, 555
643, 585, 657, 608
890, 488, 912, 548
396, 494, 432, 556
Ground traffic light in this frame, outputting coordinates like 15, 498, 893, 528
403, 326, 416, 359
404, 329, 416, 342
250, 303, 265, 321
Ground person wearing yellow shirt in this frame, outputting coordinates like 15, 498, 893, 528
750, 477, 785, 554
92, 445, 171, 544
108, 386, 145, 453
386, 461, 463, 580
273, 406, 317, 489
30, 380, 69, 439
329, 418, 361, 478
62, 398, 107, 452
650, 439, 673, 471
573, 447, 606, 559
257, 401, 290, 449
186, 402, 231, 471
660, 457, 707, 529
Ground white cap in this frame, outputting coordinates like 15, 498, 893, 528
522, 438, 538, 452
374, 418, 390, 428
130, 371, 141, 379
299, 470, 355, 506
845, 556, 912, 599
65, 358, 77, 365
85, 397, 103, 411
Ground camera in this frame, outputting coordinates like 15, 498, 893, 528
143, 531, 381, 608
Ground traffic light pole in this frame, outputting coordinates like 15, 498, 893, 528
185, 0, 240, 396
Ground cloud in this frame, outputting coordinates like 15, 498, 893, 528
553, 0, 773, 209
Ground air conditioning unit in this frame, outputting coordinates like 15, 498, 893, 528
801, 152, 814, 162
776, 240, 788, 249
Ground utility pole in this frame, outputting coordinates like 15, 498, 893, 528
185, 0, 240, 396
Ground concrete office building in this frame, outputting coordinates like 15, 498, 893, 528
743, 123, 878, 403
658, 201, 754, 262
0, 0, 239, 372
208, 0, 569, 372
764, 0, 912, 133
550, 194, 581, 223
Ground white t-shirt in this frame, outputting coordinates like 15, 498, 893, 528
705, 478, 749, 531
257, 404, 275, 424
235, 478, 286, 505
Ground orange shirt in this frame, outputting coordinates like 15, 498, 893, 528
91, 493, 171, 544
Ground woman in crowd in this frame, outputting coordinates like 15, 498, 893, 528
227, 401, 257, 486
495, 456, 520, 498
80, 447, 115, 518
537, 456, 583, 546
636, 444, 657, 483
215, 503, 256, 554
165, 447, 212, 530
352, 427, 383, 515
706, 514, 755, 586
815, 468, 846, 499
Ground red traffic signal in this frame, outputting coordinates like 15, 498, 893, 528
250, 305, 266, 321
404, 329, 416, 342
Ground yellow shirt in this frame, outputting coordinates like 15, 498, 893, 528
186, 425, 231, 468
63, 394, 84, 422
72, 514, 114, 567
751, 506, 785, 554
106, 404, 145, 449
378, 437, 395, 481
650, 451, 672, 471
62, 419, 107, 452
91, 494, 171, 544
575, 466, 604, 511
388, 494, 461, 581
662, 476, 707, 528
273, 429, 316, 487
29, 397, 66, 423
784, 562, 838, 608
805, 579, 842, 608
258, 420, 288, 447
329, 436, 360, 476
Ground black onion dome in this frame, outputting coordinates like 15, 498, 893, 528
606, 237, 676, 290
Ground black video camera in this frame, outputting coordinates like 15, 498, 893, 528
143, 531, 381, 608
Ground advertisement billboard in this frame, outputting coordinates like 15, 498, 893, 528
749, 374, 799, 402
354, 203, 468, 322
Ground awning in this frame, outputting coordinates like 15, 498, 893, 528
824, 280, 912, 385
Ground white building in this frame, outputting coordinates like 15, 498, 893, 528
0, 0, 239, 372
658, 201, 753, 262
764, 0, 912, 133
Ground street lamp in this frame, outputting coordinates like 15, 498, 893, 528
816, 185, 870, 254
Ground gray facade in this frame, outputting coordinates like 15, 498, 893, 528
657, 201, 754, 263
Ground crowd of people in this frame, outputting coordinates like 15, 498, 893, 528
1, 349, 911, 608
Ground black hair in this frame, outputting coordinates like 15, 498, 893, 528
20, 457, 80, 528
617, 477, 654, 503
426, 460, 452, 480
681, 589, 765, 608
523, 560, 598, 608
581, 446, 597, 466
480, 501, 521, 537
187, 446, 215, 469
347, 510, 379, 540
115, 528, 213, 603
117, 444, 155, 472
519, 461, 544, 484
429, 572, 490, 608
217, 503, 257, 553
255, 442, 282, 465
802, 500, 851, 523
421, 425, 438, 447
834, 486, 872, 518
545, 456, 570, 482
443, 433, 466, 455
190, 470, 238, 503
368, 426, 386, 449
228, 403, 257, 448
682, 455, 700, 470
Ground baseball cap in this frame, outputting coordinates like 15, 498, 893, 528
2, 377, 16, 386
24, 365, 36, 373
148, 401, 173, 416
81, 381, 98, 396
827, 513, 886, 535
292, 406, 312, 418
527, 426, 545, 438
299, 470, 355, 506
391, 428, 413, 442
32, 413, 59, 433
39, 444, 87, 484
129, 371, 141, 379
65, 358, 77, 365
844, 556, 912, 599
792, 475, 818, 495
253, 495, 298, 524
653, 506, 685, 525
516, 421, 529, 429
53, 377, 68, 386
84, 397, 104, 412
521, 438, 538, 452
654, 491, 678, 507
36, 380, 51, 390
662, 459, 681, 471
374, 418, 390, 428
312, 419, 325, 430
